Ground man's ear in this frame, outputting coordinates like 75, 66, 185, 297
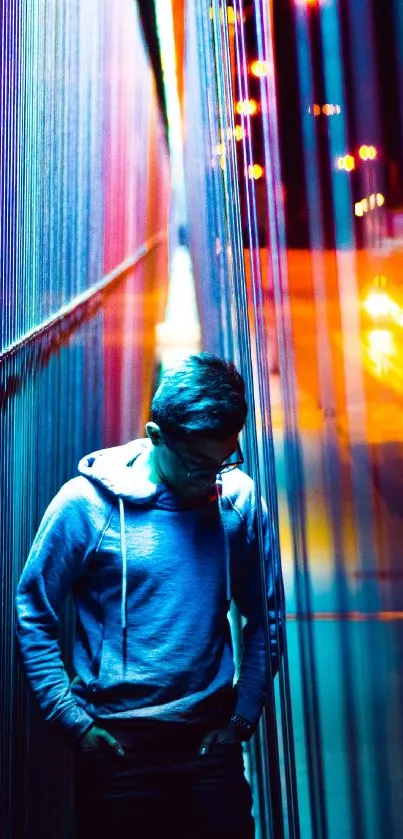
145, 422, 164, 446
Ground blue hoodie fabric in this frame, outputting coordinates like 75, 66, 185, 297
16, 439, 283, 743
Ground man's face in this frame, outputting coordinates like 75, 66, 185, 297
146, 424, 240, 497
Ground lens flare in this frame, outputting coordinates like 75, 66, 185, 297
362, 291, 401, 322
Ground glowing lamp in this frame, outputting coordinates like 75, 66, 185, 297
374, 275, 387, 288
368, 328, 394, 355
227, 7, 236, 24
359, 144, 377, 161
234, 125, 245, 141
363, 292, 400, 320
355, 202, 364, 217
250, 60, 269, 77
246, 163, 264, 180
338, 155, 355, 171
376, 193, 385, 207
235, 99, 258, 115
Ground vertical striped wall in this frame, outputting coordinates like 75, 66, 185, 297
0, 2, 170, 837
183, 2, 403, 839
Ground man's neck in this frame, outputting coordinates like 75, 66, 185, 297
146, 447, 162, 485
134, 446, 161, 486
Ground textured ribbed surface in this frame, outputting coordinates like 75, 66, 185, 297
0, 2, 169, 837
183, 3, 403, 839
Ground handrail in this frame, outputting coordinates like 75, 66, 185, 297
0, 230, 167, 363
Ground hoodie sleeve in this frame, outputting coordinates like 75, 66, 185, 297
231, 491, 284, 729
15, 477, 107, 743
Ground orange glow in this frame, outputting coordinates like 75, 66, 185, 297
310, 103, 341, 116
235, 99, 258, 115
234, 124, 245, 141
322, 104, 341, 115
227, 6, 235, 24
295, 0, 330, 5
250, 60, 269, 77
246, 163, 264, 180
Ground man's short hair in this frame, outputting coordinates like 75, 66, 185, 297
151, 352, 248, 441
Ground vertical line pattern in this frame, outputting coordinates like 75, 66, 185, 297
0, 2, 169, 836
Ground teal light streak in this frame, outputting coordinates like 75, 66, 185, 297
319, 1, 354, 249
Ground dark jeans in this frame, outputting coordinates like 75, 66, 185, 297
73, 720, 255, 839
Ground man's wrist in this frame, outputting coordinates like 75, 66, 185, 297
229, 713, 254, 740
76, 721, 95, 743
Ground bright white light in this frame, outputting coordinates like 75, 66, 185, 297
362, 291, 401, 322
366, 329, 396, 374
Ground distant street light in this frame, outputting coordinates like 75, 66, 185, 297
235, 99, 259, 115
359, 144, 378, 161
250, 60, 269, 78
337, 154, 355, 172
245, 163, 264, 180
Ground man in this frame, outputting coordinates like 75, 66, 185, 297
16, 352, 284, 839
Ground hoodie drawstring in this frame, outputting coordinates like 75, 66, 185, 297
118, 498, 128, 669
216, 477, 231, 603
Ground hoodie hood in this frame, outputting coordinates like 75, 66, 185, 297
78, 439, 159, 503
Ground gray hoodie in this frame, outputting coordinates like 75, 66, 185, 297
16, 439, 283, 743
